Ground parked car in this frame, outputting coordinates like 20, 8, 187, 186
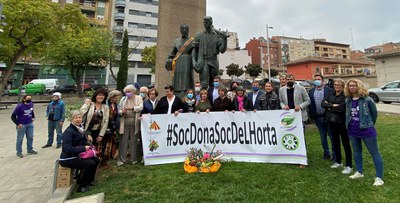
295, 80, 313, 91
49, 85, 78, 94
8, 83, 46, 96
29, 79, 59, 92
368, 80, 400, 104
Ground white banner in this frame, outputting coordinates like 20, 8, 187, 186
141, 110, 307, 166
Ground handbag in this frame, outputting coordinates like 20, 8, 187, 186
79, 145, 99, 159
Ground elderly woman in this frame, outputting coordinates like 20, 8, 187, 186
99, 90, 121, 167
195, 89, 212, 113
322, 79, 352, 174
232, 86, 253, 112
258, 82, 280, 110
142, 88, 159, 114
117, 84, 143, 166
212, 86, 233, 111
81, 88, 109, 151
344, 78, 384, 186
59, 110, 100, 193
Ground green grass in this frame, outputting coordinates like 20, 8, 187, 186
70, 114, 400, 202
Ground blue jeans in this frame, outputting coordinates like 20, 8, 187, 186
16, 123, 34, 154
315, 116, 334, 158
47, 120, 63, 145
349, 136, 383, 178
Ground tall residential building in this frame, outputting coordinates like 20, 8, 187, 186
314, 39, 351, 59
245, 37, 279, 77
107, 0, 158, 87
51, 0, 113, 28
272, 36, 315, 66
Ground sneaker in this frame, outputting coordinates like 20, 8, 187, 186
330, 162, 343, 168
42, 144, 52, 148
132, 161, 138, 164
16, 153, 23, 158
349, 171, 364, 179
27, 150, 37, 155
373, 177, 384, 186
342, 166, 353, 174
117, 161, 124, 166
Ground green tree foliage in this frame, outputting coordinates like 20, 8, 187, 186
225, 63, 244, 79
117, 29, 129, 91
270, 68, 279, 78
44, 25, 113, 97
218, 69, 224, 76
245, 63, 262, 80
141, 45, 157, 74
0, 0, 83, 100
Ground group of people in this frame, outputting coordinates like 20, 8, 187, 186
11, 74, 384, 193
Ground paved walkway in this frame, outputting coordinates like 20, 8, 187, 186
0, 103, 67, 203
0, 101, 398, 203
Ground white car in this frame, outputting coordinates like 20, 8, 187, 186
368, 80, 400, 104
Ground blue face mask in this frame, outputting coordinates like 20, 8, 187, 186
213, 82, 219, 87
252, 86, 259, 92
187, 93, 193, 99
314, 80, 322, 87
140, 93, 146, 98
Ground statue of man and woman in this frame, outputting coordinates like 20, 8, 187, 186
166, 16, 228, 96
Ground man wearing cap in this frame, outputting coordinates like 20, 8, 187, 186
42, 92, 65, 149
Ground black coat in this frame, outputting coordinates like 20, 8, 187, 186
321, 91, 346, 123
60, 124, 88, 159
232, 96, 253, 111
153, 96, 188, 114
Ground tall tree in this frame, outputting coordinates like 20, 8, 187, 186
0, 0, 82, 100
117, 29, 129, 91
44, 26, 113, 97
141, 45, 157, 74
245, 63, 262, 80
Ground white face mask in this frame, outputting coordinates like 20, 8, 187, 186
195, 87, 201, 92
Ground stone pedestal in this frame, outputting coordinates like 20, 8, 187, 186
155, 0, 206, 94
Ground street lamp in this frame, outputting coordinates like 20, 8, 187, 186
266, 25, 273, 79
258, 46, 263, 77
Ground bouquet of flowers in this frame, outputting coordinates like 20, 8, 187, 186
184, 144, 224, 173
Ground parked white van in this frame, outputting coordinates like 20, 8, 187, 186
29, 79, 59, 92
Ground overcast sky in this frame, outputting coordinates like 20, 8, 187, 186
207, 0, 400, 51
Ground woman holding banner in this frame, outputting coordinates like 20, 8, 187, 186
232, 86, 252, 112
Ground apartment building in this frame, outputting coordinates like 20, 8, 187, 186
314, 39, 351, 59
107, 0, 158, 87
365, 42, 400, 56
245, 37, 279, 76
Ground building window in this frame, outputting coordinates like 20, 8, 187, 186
324, 67, 329, 73
98, 2, 105, 8
323, 48, 328, 52
129, 10, 140, 15
137, 75, 152, 86
129, 35, 138, 41
144, 37, 151, 42
343, 55, 347, 59
145, 24, 151, 29
128, 23, 139, 28
146, 12, 152, 17
117, 9, 124, 13
315, 67, 320, 73
146, 0, 153, 4
128, 61, 136, 68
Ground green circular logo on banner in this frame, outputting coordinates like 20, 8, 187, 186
282, 134, 299, 150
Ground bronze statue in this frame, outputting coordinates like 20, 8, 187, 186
166, 24, 195, 98
192, 16, 229, 89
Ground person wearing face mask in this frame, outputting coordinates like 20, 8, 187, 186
279, 74, 310, 168
117, 85, 143, 166
308, 74, 335, 160
139, 86, 149, 101
194, 82, 202, 101
42, 92, 65, 149
247, 81, 264, 110
11, 95, 37, 158
182, 89, 196, 112
207, 76, 221, 105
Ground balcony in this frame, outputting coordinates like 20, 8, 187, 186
115, 0, 126, 8
113, 26, 124, 33
114, 39, 123, 47
114, 13, 125, 21
79, 2, 96, 12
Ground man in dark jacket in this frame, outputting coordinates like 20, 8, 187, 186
308, 74, 334, 160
